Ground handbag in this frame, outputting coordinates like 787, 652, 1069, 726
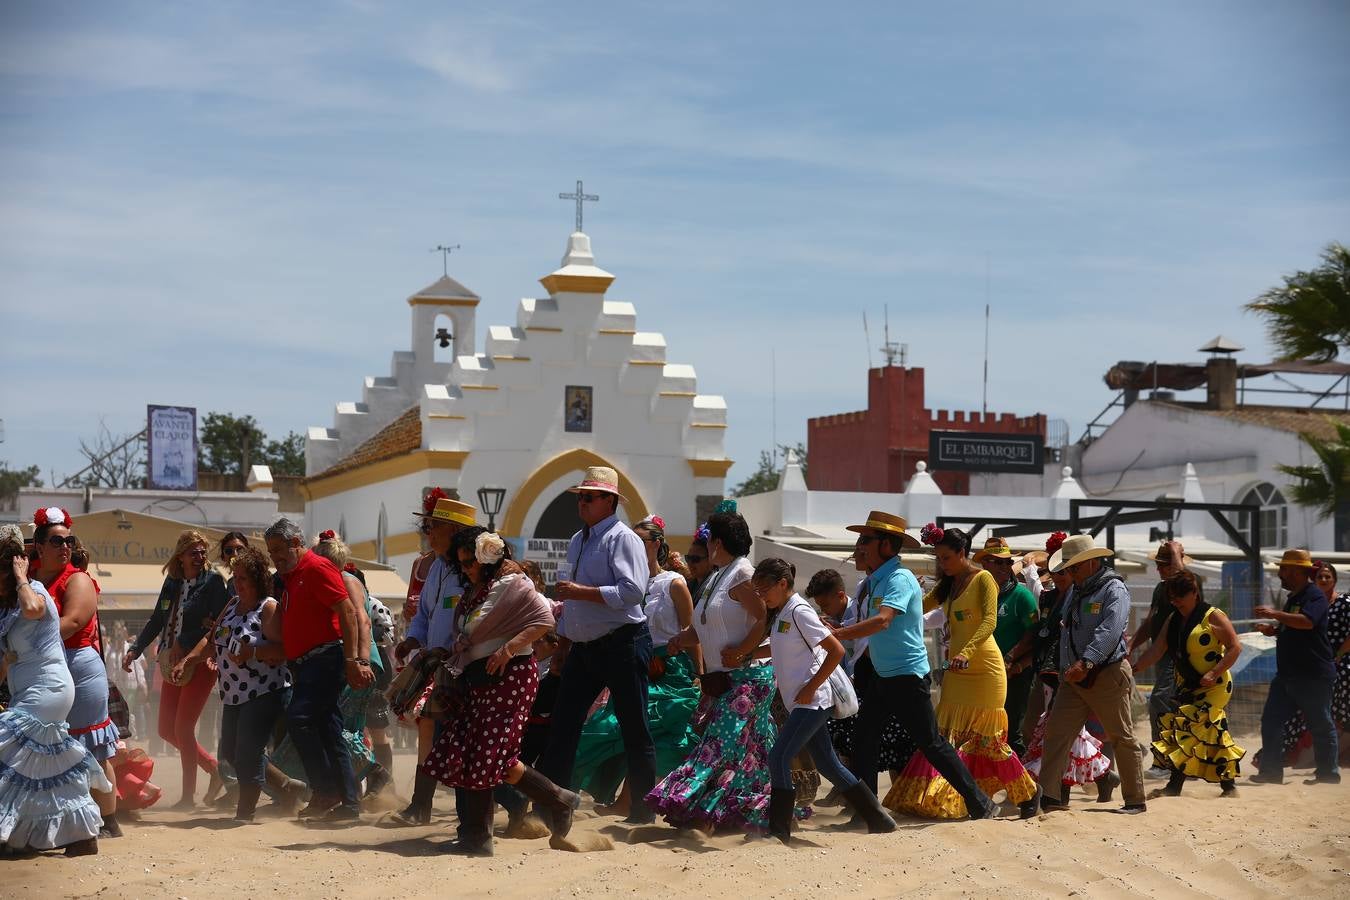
793, 610, 858, 719
697, 669, 733, 697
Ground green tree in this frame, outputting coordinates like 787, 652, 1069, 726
1276, 418, 1350, 520
262, 432, 305, 476
732, 442, 807, 497
0, 461, 42, 510
198, 412, 267, 476
1245, 242, 1350, 361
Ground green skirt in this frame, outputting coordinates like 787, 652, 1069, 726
571, 648, 699, 803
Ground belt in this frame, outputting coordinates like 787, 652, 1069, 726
572, 622, 646, 647
293, 640, 341, 666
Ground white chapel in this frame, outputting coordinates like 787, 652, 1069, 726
299, 230, 731, 575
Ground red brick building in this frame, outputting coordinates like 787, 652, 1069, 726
807, 365, 1046, 494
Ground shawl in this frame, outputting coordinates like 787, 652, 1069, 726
449, 571, 554, 672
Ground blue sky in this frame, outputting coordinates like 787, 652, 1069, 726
2, 1, 1348, 490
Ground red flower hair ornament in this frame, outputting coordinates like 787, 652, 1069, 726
318, 529, 337, 542
33, 506, 73, 529
1045, 531, 1068, 555
919, 522, 945, 547
421, 487, 449, 517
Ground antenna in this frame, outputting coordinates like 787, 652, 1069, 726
771, 348, 778, 470
982, 255, 991, 417
862, 311, 873, 369
431, 244, 460, 276
882, 304, 901, 367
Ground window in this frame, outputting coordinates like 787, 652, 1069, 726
1235, 482, 1287, 549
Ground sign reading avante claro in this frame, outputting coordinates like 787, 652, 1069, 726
928, 431, 1044, 474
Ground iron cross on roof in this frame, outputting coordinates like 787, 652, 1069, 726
558, 180, 599, 233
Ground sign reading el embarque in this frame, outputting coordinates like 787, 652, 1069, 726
928, 430, 1044, 474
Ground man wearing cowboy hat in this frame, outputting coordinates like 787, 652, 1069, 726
1036, 533, 1147, 813
1128, 540, 1200, 778
389, 496, 478, 826
1251, 549, 1340, 785
975, 537, 1039, 757
832, 511, 996, 819
537, 466, 658, 823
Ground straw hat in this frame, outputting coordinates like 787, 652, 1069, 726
1277, 548, 1315, 569
1148, 543, 1195, 568
567, 466, 627, 502
1047, 534, 1114, 573
973, 537, 1015, 563
1022, 550, 1049, 569
845, 510, 920, 550
420, 497, 477, 528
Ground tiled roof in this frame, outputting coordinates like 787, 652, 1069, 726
312, 406, 422, 480
1155, 401, 1350, 440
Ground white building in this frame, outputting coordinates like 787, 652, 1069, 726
299, 230, 732, 576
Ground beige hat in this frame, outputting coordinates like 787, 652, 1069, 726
973, 536, 1015, 563
567, 466, 628, 502
845, 510, 920, 550
1048, 534, 1114, 573
1148, 542, 1195, 568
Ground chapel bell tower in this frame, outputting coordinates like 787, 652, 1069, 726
408, 274, 478, 387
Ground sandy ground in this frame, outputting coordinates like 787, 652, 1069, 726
7, 739, 1350, 899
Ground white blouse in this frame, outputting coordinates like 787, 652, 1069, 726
643, 570, 686, 647
692, 557, 756, 673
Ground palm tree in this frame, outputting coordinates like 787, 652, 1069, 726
1276, 418, 1350, 520
1245, 242, 1350, 362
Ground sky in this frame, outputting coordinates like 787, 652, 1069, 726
2, 1, 1348, 490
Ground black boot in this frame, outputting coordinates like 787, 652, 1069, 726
767, 788, 796, 845
1095, 769, 1121, 803
390, 770, 436, 826
441, 789, 493, 857
98, 810, 122, 838
373, 742, 395, 778
235, 783, 263, 822
840, 782, 896, 833
513, 766, 581, 848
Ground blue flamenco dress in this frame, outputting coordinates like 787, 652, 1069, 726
0, 584, 111, 850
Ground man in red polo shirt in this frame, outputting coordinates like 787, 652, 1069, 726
263, 517, 372, 822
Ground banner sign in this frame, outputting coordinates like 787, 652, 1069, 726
146, 405, 198, 490
524, 538, 572, 587
928, 430, 1044, 474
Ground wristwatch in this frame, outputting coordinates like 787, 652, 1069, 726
1081, 659, 1096, 671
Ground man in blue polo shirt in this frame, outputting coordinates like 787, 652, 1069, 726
832, 510, 995, 819
1252, 548, 1340, 785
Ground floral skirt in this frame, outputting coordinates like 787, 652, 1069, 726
422, 656, 538, 791
645, 665, 806, 832
572, 649, 699, 804
1022, 691, 1111, 786
0, 708, 111, 850
1152, 681, 1244, 783
885, 700, 1037, 819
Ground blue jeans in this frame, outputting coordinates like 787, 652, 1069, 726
769, 706, 859, 792
287, 643, 358, 807
220, 688, 289, 788
1260, 673, 1339, 778
538, 623, 656, 815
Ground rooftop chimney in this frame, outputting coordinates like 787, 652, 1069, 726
1199, 336, 1242, 411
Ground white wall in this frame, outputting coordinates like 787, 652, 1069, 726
21, 486, 279, 531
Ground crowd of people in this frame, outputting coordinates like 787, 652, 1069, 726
1, 466, 1345, 858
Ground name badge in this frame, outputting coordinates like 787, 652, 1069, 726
1289, 604, 1301, 615
442, 594, 460, 610
776, 619, 792, 633
1089, 602, 1103, 615
216, 624, 230, 641
159, 596, 171, 611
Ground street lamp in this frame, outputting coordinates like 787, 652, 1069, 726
477, 485, 506, 533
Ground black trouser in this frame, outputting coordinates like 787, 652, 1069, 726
1003, 667, 1036, 758
850, 668, 987, 813
538, 623, 657, 816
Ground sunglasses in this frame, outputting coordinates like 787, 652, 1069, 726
186, 548, 209, 558
855, 536, 878, 546
685, 554, 707, 564
45, 535, 78, 548
222, 546, 245, 558
576, 492, 606, 503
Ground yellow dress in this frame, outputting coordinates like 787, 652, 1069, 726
1151, 606, 1245, 782
885, 569, 1038, 818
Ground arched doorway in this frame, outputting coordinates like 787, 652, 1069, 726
533, 491, 581, 540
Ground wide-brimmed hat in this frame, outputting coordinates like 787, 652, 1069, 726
973, 537, 1015, 563
567, 466, 627, 502
1022, 550, 1049, 569
419, 498, 477, 527
1048, 534, 1114, 573
845, 510, 920, 550
1277, 548, 1315, 569
1148, 543, 1195, 568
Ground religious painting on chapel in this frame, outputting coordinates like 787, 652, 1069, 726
564, 385, 593, 433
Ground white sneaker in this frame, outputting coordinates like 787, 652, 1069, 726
1143, 766, 1170, 780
